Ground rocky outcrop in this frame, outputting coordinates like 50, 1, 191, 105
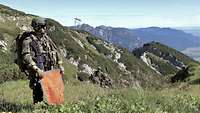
133, 42, 186, 69
132, 42, 192, 76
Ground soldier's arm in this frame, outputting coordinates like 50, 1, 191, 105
21, 37, 37, 70
46, 35, 63, 66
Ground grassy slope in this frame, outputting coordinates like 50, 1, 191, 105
0, 5, 165, 88
150, 42, 198, 65
146, 43, 200, 83
2, 80, 200, 113
133, 42, 200, 77
188, 63, 200, 84
146, 52, 179, 76
0, 80, 109, 113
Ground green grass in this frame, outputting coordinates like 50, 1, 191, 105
2, 80, 200, 113
0, 80, 33, 113
0, 80, 32, 103
62, 60, 78, 80
187, 63, 200, 84
30, 87, 200, 113
0, 80, 110, 113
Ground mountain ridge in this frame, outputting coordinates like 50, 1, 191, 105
72, 24, 200, 51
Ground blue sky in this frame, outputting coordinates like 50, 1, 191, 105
1, 0, 200, 28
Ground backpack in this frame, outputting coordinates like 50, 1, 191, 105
14, 31, 34, 72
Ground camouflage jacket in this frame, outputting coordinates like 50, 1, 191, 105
21, 32, 62, 72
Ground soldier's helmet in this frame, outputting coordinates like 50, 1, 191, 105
31, 17, 47, 30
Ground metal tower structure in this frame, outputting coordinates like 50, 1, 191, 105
74, 18, 81, 28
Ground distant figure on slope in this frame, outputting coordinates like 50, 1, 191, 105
90, 67, 112, 88
15, 17, 64, 104
171, 66, 189, 83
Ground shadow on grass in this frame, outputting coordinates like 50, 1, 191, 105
0, 99, 33, 113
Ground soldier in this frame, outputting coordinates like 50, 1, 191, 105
90, 67, 112, 88
89, 67, 102, 85
20, 17, 64, 104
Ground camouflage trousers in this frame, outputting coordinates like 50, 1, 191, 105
27, 71, 43, 104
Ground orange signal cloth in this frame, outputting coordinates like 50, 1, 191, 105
41, 69, 64, 105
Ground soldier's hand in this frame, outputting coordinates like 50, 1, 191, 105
59, 65, 64, 75
37, 69, 44, 78
33, 65, 44, 78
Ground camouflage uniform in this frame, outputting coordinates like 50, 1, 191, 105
21, 18, 63, 104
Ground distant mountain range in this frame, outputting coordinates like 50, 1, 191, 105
71, 24, 143, 50
177, 27, 200, 37
71, 24, 200, 51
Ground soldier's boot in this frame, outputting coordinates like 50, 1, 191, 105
33, 82, 43, 104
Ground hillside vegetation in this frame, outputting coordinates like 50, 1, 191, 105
133, 42, 199, 77
0, 4, 164, 88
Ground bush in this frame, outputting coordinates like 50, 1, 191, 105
0, 63, 26, 83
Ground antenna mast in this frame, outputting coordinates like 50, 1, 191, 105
74, 18, 81, 29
